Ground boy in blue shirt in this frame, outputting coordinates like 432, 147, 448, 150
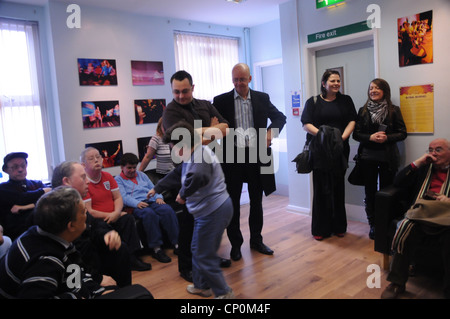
149, 121, 234, 299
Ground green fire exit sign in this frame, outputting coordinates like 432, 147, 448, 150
316, 0, 346, 9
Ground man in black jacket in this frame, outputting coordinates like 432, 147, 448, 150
213, 63, 286, 261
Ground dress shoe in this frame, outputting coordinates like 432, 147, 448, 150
230, 247, 242, 261
130, 256, 152, 271
220, 258, 231, 268
152, 249, 171, 263
380, 283, 405, 299
250, 242, 274, 255
180, 270, 193, 282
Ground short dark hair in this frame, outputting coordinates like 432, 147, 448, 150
120, 153, 139, 166
170, 70, 193, 86
34, 186, 82, 235
163, 120, 199, 148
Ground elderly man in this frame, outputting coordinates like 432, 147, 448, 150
213, 63, 286, 261
0, 152, 51, 240
381, 138, 450, 299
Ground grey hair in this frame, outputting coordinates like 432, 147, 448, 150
51, 161, 77, 188
79, 147, 98, 163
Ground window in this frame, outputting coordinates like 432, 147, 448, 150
0, 18, 50, 182
174, 31, 239, 101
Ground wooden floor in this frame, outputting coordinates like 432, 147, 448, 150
132, 195, 444, 299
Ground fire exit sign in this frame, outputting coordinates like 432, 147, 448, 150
316, 0, 346, 9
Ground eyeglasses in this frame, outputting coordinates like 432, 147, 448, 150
427, 147, 445, 154
172, 88, 192, 95
7, 163, 27, 171
232, 78, 249, 83
86, 155, 102, 162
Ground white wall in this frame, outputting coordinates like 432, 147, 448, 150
281, 0, 450, 218
42, 1, 247, 176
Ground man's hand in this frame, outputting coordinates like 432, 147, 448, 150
104, 230, 121, 250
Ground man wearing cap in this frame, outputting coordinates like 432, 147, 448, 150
0, 152, 51, 240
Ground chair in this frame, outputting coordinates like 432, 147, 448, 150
374, 185, 444, 274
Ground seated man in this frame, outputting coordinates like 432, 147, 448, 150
80, 147, 150, 271
115, 153, 179, 263
0, 187, 106, 299
381, 138, 450, 299
51, 161, 132, 286
0, 152, 51, 240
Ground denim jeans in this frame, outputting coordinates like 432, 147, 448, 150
191, 197, 233, 296
133, 202, 179, 248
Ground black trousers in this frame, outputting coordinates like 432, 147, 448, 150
224, 162, 264, 248
176, 206, 194, 273
311, 169, 347, 237
387, 224, 450, 298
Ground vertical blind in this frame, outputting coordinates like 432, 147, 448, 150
174, 31, 239, 101
0, 18, 49, 182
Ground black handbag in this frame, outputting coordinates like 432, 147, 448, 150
292, 143, 312, 174
348, 155, 364, 186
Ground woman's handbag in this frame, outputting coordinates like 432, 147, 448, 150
292, 143, 312, 174
347, 154, 364, 186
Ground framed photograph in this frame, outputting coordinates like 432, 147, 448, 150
134, 99, 165, 125
82, 100, 120, 129
137, 136, 152, 162
85, 140, 123, 168
131, 61, 164, 85
398, 10, 433, 67
78, 58, 118, 86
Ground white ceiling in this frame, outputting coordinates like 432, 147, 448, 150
6, 0, 292, 27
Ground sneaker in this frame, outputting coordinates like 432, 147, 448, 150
152, 249, 171, 263
215, 289, 235, 299
186, 284, 212, 297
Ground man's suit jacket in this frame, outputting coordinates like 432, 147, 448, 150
213, 89, 287, 196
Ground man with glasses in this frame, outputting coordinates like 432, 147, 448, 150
0, 152, 51, 240
161, 70, 230, 282
381, 138, 450, 299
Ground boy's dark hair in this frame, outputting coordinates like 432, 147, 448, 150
170, 70, 193, 86
120, 153, 139, 166
163, 120, 198, 148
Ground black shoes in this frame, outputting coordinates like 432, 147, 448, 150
130, 255, 152, 271
230, 247, 242, 261
250, 242, 274, 255
152, 249, 171, 263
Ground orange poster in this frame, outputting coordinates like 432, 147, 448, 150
400, 84, 434, 133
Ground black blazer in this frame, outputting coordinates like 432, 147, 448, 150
213, 89, 287, 195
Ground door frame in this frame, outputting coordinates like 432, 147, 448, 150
303, 29, 379, 103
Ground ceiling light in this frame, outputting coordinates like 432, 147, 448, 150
226, 0, 247, 3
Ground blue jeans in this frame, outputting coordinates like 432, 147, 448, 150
191, 197, 233, 296
133, 202, 179, 248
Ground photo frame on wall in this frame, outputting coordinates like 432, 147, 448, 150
85, 140, 123, 168
137, 136, 152, 162
82, 100, 120, 129
78, 58, 118, 86
398, 10, 433, 67
131, 60, 164, 85
134, 99, 165, 125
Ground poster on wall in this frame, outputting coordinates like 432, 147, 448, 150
131, 61, 164, 85
85, 140, 123, 168
398, 10, 433, 67
134, 99, 165, 125
137, 136, 152, 162
78, 58, 118, 86
399, 84, 434, 134
82, 100, 120, 129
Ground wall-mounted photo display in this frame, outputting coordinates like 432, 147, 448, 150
134, 99, 165, 125
398, 10, 433, 67
137, 136, 152, 162
131, 60, 164, 85
82, 100, 120, 129
78, 58, 118, 86
85, 140, 123, 168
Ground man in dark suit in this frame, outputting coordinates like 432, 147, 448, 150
213, 63, 286, 261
